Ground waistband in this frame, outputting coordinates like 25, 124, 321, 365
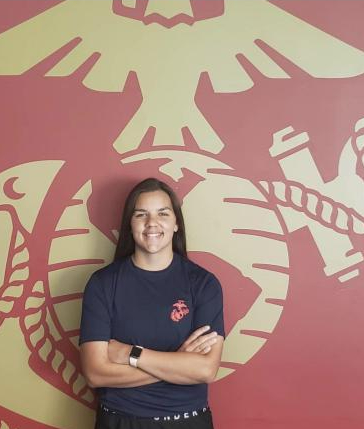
100, 403, 210, 421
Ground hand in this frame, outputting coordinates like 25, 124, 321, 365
108, 340, 132, 365
178, 325, 218, 355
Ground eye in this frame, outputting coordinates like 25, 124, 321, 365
134, 212, 146, 218
159, 212, 169, 216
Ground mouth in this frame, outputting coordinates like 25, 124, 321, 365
143, 232, 163, 238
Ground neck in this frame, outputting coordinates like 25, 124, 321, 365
132, 251, 174, 271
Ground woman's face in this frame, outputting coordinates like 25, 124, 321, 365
131, 190, 178, 258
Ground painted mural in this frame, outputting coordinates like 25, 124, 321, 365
0, 1, 364, 428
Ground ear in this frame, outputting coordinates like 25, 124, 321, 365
174, 225, 178, 232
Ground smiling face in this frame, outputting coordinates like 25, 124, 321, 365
131, 190, 178, 266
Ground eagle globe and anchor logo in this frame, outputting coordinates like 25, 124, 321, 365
1, 1, 364, 428
170, 300, 190, 323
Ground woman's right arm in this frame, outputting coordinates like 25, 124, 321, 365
80, 269, 149, 388
80, 341, 159, 388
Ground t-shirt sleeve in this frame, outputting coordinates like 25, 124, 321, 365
79, 271, 112, 345
193, 274, 225, 338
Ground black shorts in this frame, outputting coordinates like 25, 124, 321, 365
95, 405, 214, 429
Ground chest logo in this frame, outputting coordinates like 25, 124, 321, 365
170, 300, 190, 322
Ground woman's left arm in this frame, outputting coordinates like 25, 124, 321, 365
109, 336, 224, 385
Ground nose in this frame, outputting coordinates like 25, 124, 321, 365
145, 213, 158, 227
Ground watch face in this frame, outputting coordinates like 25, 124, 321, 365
131, 346, 143, 359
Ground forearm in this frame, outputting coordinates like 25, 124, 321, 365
106, 330, 223, 386
137, 349, 218, 385
86, 363, 159, 388
80, 343, 160, 388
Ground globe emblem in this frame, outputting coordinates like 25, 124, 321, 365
0, 149, 288, 419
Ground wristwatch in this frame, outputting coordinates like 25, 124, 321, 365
129, 345, 143, 367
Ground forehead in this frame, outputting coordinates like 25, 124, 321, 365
134, 190, 173, 209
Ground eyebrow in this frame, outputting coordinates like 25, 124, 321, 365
133, 207, 173, 212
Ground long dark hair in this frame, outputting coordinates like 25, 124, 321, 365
114, 178, 187, 260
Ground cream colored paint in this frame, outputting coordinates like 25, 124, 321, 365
0, 318, 94, 429
270, 120, 364, 281
0, 213, 11, 286
145, 0, 193, 18
0, 161, 64, 232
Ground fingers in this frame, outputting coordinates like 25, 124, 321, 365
184, 332, 218, 353
178, 326, 220, 353
183, 325, 211, 346
199, 345, 212, 355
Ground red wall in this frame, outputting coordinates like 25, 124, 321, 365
0, 2, 364, 428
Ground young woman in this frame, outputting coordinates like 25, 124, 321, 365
79, 178, 225, 429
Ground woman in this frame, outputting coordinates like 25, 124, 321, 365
80, 178, 225, 429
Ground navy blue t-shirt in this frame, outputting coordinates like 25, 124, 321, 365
79, 253, 225, 417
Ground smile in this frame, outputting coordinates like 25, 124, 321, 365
144, 232, 163, 237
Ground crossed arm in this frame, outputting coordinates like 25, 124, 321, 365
80, 326, 224, 388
